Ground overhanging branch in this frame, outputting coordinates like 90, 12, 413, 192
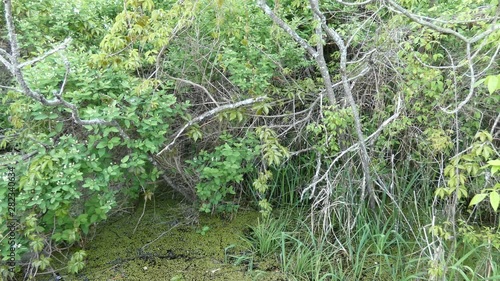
156, 96, 267, 156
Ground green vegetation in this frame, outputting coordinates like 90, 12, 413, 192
1, 0, 499, 280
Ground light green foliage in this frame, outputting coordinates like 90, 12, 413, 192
2, 0, 500, 279
242, 213, 335, 280
187, 133, 259, 214
459, 220, 500, 249
217, 108, 245, 123
480, 74, 500, 94
93, 0, 198, 70
253, 127, 289, 217
242, 217, 287, 258
187, 125, 203, 142
67, 250, 87, 274
256, 126, 289, 167
387, 0, 498, 163
11, 0, 120, 49
196, 225, 210, 236
1, 75, 184, 273
436, 131, 499, 208
307, 107, 353, 154
1, 0, 188, 275
253, 170, 272, 194
421, 128, 454, 155
210, 0, 307, 94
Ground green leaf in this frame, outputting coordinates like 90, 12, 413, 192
490, 191, 499, 212
487, 75, 499, 94
487, 159, 500, 166
121, 155, 130, 163
33, 113, 48, 120
30, 238, 44, 253
488, 159, 500, 175
55, 122, 64, 132
469, 193, 487, 207
473, 78, 485, 88
96, 141, 107, 149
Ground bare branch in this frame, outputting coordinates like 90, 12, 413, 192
0, 85, 22, 92
476, 43, 500, 77
0, 48, 12, 61
302, 151, 322, 200
3, 0, 64, 106
383, 0, 500, 114
309, 0, 377, 207
440, 43, 475, 114
18, 38, 72, 69
166, 75, 219, 105
367, 95, 404, 145
335, 0, 373, 6
491, 113, 500, 137
0, 48, 13, 72
256, 0, 318, 59
256, 0, 337, 104
302, 95, 403, 200
2, 0, 128, 138
384, 0, 467, 42
311, 4, 337, 105
157, 96, 267, 156
384, 0, 500, 44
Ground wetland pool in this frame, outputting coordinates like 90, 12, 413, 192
57, 195, 286, 281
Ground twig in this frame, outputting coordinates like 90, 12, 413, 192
384, 0, 500, 44
166, 75, 219, 105
491, 113, 500, 137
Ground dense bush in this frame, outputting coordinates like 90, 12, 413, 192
1, 0, 499, 279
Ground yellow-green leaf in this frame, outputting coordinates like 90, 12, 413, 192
487, 75, 499, 94
490, 191, 499, 212
469, 193, 487, 207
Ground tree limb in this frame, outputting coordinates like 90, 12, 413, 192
2, 0, 128, 138
256, 0, 337, 104
166, 75, 219, 105
309, 0, 377, 208
156, 96, 267, 156
18, 38, 72, 69
0, 48, 13, 72
302, 95, 403, 199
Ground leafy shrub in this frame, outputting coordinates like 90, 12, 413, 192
187, 133, 259, 214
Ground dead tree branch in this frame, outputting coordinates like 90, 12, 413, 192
309, 0, 377, 208
18, 38, 72, 69
157, 96, 267, 156
256, 0, 336, 104
2, 0, 127, 138
302, 95, 403, 200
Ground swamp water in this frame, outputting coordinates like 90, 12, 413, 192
59, 194, 286, 281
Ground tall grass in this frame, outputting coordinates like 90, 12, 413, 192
238, 159, 500, 280
239, 203, 499, 280
279, 222, 336, 280
241, 216, 288, 258
243, 154, 316, 207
